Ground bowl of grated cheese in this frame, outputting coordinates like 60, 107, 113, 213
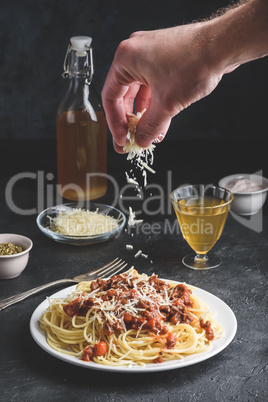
36, 203, 126, 246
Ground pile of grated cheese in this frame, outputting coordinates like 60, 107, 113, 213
48, 208, 119, 236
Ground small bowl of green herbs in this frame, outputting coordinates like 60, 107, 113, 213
0, 234, 33, 279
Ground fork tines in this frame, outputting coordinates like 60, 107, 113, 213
94, 258, 128, 279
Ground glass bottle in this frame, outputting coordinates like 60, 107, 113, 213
57, 36, 107, 201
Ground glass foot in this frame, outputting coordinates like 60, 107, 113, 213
182, 253, 222, 270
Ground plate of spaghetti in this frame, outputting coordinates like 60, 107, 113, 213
30, 269, 237, 372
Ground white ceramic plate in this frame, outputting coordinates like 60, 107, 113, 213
30, 283, 237, 373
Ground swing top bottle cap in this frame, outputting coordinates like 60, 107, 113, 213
70, 36, 92, 51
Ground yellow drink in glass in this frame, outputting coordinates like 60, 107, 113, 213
171, 185, 233, 270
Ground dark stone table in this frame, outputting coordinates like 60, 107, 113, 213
0, 139, 267, 402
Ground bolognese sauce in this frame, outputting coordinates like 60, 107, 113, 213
62, 270, 215, 363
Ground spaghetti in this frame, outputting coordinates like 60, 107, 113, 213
40, 269, 223, 367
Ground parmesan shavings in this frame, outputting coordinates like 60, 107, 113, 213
123, 110, 156, 264
140, 161, 156, 174
123, 109, 156, 189
126, 244, 134, 250
128, 207, 143, 227
123, 109, 155, 161
48, 208, 119, 236
67, 268, 194, 345
134, 250, 142, 258
142, 170, 147, 187
125, 172, 139, 186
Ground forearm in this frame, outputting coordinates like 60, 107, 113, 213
102, 0, 268, 150
204, 0, 268, 74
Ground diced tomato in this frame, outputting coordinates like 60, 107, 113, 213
93, 341, 108, 357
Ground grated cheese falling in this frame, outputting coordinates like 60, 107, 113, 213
123, 109, 156, 185
134, 250, 142, 258
124, 111, 155, 231
142, 170, 147, 188
140, 161, 155, 174
123, 110, 156, 262
48, 208, 119, 236
127, 207, 143, 227
125, 172, 139, 186
126, 244, 134, 250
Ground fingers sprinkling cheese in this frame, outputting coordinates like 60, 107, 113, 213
123, 109, 155, 161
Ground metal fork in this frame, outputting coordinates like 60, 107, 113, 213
0, 258, 128, 311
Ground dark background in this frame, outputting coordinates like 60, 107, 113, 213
0, 2, 268, 400
1, 0, 267, 141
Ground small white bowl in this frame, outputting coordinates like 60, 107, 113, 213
219, 174, 268, 215
0, 234, 33, 279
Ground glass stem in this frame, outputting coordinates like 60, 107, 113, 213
194, 253, 208, 262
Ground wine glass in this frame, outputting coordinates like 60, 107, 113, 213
170, 184, 233, 270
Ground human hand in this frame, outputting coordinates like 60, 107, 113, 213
101, 23, 224, 153
101, 0, 268, 153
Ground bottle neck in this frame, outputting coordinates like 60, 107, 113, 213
58, 45, 101, 116
68, 76, 87, 92
64, 48, 93, 84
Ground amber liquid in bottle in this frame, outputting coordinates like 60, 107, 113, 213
57, 109, 107, 201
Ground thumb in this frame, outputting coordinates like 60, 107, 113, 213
135, 102, 172, 148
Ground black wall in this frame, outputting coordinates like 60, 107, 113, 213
1, 0, 267, 140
